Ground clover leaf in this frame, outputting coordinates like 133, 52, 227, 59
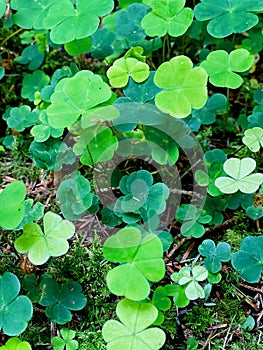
141, 0, 193, 37
116, 3, 148, 43
31, 111, 63, 143
191, 93, 228, 125
51, 328, 78, 350
47, 70, 112, 129
39, 275, 87, 324
11, 0, 56, 29
198, 239, 231, 273
242, 127, 263, 152
231, 236, 263, 283
215, 157, 263, 194
57, 171, 93, 221
246, 205, 263, 220
176, 204, 212, 238
29, 139, 75, 171
21, 70, 50, 102
107, 57, 150, 88
200, 49, 254, 89
5, 105, 39, 132
0, 181, 26, 230
0, 337, 31, 350
14, 44, 45, 70
43, 0, 114, 44
90, 28, 115, 59
76, 125, 118, 166
0, 272, 33, 336
154, 56, 208, 118
14, 211, 75, 265
171, 266, 208, 300
204, 196, 227, 225
114, 170, 169, 224
102, 298, 166, 350
194, 0, 263, 38
14, 199, 44, 231
103, 227, 165, 300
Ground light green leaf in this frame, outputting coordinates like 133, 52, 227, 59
14, 211, 75, 265
103, 227, 165, 300
47, 70, 112, 129
215, 157, 263, 194
0, 337, 31, 350
102, 299, 166, 350
242, 127, 263, 152
154, 56, 208, 118
200, 49, 254, 89
107, 57, 150, 88
43, 0, 114, 44
0, 181, 26, 229
21, 70, 50, 102
141, 0, 193, 37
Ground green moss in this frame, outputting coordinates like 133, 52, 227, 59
182, 305, 215, 337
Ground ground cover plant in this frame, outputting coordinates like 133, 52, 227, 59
0, 0, 263, 349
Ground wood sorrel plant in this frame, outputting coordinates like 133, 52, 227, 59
0, 0, 263, 348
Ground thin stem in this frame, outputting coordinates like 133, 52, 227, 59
0, 28, 23, 47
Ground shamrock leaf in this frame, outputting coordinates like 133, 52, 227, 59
191, 93, 228, 125
107, 57, 150, 88
0, 181, 26, 230
103, 227, 165, 300
57, 171, 93, 221
246, 205, 263, 220
102, 298, 166, 350
0, 337, 31, 350
14, 211, 75, 265
29, 139, 75, 171
231, 236, 263, 283
215, 157, 263, 194
141, 0, 193, 37
90, 28, 115, 59
204, 196, 227, 225
31, 111, 64, 143
152, 286, 173, 311
5, 105, 39, 132
76, 125, 118, 166
242, 127, 263, 152
51, 328, 78, 350
21, 70, 50, 102
11, 0, 56, 29
178, 266, 208, 300
194, 0, 263, 38
39, 276, 87, 324
43, 0, 114, 44
116, 3, 148, 43
47, 70, 112, 129
200, 49, 254, 89
15, 44, 45, 70
176, 204, 212, 238
154, 56, 208, 118
0, 272, 33, 336
14, 200, 44, 230
198, 239, 231, 273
